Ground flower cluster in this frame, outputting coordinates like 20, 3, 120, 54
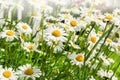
0, 64, 41, 80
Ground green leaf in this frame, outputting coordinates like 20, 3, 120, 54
94, 24, 100, 33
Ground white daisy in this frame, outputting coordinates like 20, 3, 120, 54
60, 8, 70, 13
111, 26, 120, 42
97, 69, 117, 80
0, 30, 17, 41
68, 53, 84, 67
88, 31, 99, 44
96, 31, 103, 37
61, 24, 72, 31
105, 38, 114, 46
26, 0, 46, 8
0, 68, 18, 80
53, 41, 64, 52
114, 42, 120, 54
17, 64, 42, 80
31, 9, 41, 19
39, 4, 53, 14
104, 13, 114, 21
58, 13, 72, 21
99, 54, 114, 66
44, 26, 67, 42
16, 22, 32, 34
22, 42, 38, 52
66, 18, 81, 31
45, 39, 64, 52
71, 6, 80, 15
113, 8, 120, 17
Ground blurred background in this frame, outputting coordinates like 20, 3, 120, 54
71, 0, 120, 10
0, 0, 120, 20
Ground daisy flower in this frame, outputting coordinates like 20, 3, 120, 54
106, 11, 120, 26
61, 24, 71, 31
44, 26, 67, 42
45, 39, 64, 52
53, 41, 64, 52
16, 22, 32, 34
99, 54, 114, 66
69, 19, 78, 27
26, 0, 46, 8
17, 64, 42, 80
113, 8, 120, 17
68, 53, 85, 67
114, 42, 120, 54
71, 6, 80, 15
97, 69, 117, 80
85, 0, 107, 7
66, 18, 81, 31
88, 31, 99, 44
0, 68, 18, 80
111, 26, 120, 42
22, 42, 38, 52
58, 13, 72, 21
105, 38, 114, 46
31, 9, 41, 19
39, 4, 53, 14
60, 8, 70, 13
96, 31, 103, 37
1, 30, 17, 41
104, 13, 114, 21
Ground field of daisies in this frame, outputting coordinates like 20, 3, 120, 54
0, 0, 120, 80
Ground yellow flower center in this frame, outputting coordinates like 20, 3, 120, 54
117, 45, 120, 51
65, 25, 70, 30
41, 5, 47, 9
72, 7, 78, 10
21, 34, 24, 40
32, 0, 37, 2
108, 70, 113, 73
6, 30, 15, 36
70, 20, 77, 27
64, 14, 69, 19
22, 25, 28, 30
32, 12, 37, 16
91, 36, 97, 43
24, 68, 34, 75
105, 15, 113, 20
98, 31, 103, 35
76, 55, 84, 62
47, 22, 51, 26
3, 70, 12, 78
27, 45, 34, 50
87, 11, 92, 16
106, 38, 112, 43
52, 30, 61, 37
